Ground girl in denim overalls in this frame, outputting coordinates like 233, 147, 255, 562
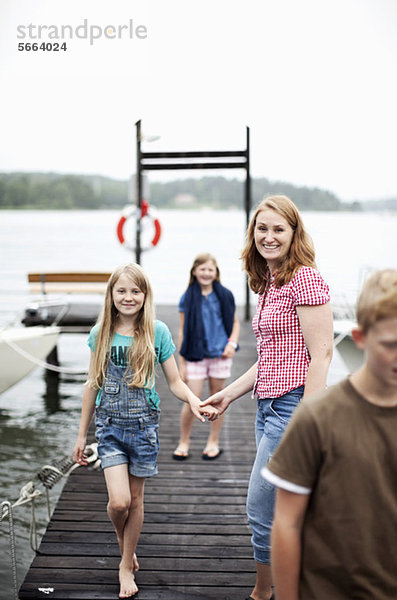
73, 264, 217, 598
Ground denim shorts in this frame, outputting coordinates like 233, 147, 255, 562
95, 411, 160, 478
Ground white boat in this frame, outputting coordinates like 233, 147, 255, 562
0, 326, 60, 394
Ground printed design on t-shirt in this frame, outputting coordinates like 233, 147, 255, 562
110, 345, 129, 367
110, 344, 162, 367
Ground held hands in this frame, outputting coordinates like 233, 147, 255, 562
200, 390, 231, 417
201, 403, 219, 422
188, 394, 220, 423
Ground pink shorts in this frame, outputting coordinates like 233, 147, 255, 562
186, 357, 232, 380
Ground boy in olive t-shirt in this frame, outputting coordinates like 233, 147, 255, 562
263, 269, 397, 600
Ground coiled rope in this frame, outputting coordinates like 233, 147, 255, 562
0, 444, 100, 598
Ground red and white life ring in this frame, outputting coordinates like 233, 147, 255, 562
117, 201, 161, 252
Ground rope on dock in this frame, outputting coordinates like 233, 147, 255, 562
38, 445, 100, 490
1, 443, 100, 555
2, 335, 88, 375
0, 501, 18, 600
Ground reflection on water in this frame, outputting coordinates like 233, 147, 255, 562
43, 371, 63, 414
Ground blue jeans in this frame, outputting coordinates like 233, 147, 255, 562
246, 386, 304, 564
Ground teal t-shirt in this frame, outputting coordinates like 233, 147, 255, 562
88, 319, 176, 409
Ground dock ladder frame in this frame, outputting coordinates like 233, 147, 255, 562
135, 119, 252, 320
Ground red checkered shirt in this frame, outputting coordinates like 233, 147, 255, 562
252, 266, 330, 398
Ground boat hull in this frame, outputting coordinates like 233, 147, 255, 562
0, 326, 60, 394
22, 294, 102, 327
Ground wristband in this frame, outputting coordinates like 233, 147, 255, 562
227, 339, 238, 349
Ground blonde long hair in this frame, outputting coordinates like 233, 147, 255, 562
241, 195, 316, 294
90, 263, 156, 389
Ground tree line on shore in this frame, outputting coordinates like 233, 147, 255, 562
0, 171, 370, 211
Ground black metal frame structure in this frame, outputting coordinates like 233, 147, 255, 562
135, 119, 251, 319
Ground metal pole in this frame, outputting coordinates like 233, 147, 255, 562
244, 126, 251, 321
135, 120, 143, 265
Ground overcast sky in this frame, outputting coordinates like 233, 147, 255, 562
1, 0, 396, 201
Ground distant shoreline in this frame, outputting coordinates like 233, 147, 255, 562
1, 172, 396, 211
0, 172, 367, 211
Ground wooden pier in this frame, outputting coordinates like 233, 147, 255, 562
19, 306, 258, 599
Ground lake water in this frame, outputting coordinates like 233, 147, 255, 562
1, 207, 397, 597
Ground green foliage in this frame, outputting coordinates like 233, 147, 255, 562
252, 179, 341, 211
150, 175, 344, 210
0, 171, 361, 211
0, 172, 132, 209
149, 176, 244, 209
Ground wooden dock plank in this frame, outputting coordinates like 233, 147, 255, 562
19, 584, 250, 600
35, 544, 254, 559
46, 521, 249, 533
19, 305, 258, 599
27, 556, 256, 572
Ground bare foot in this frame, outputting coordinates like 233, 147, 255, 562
119, 553, 139, 573
119, 565, 138, 598
119, 554, 139, 573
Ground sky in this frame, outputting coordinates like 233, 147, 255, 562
0, 0, 396, 202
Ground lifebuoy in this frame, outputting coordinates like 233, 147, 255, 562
117, 201, 161, 252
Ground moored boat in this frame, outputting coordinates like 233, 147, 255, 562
21, 294, 102, 329
21, 272, 108, 330
0, 326, 60, 394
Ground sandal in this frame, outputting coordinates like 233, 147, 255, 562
172, 446, 190, 461
202, 447, 223, 460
